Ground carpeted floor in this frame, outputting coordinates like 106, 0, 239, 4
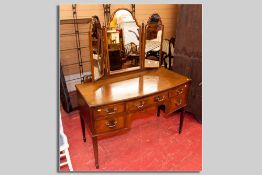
60, 107, 202, 171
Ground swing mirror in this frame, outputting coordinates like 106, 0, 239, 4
144, 13, 164, 68
107, 9, 141, 74
91, 16, 105, 81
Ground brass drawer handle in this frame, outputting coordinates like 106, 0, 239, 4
135, 100, 145, 109
106, 119, 118, 128
176, 88, 184, 95
154, 96, 165, 102
175, 99, 182, 106
104, 106, 117, 115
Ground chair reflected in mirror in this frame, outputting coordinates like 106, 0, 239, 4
144, 13, 164, 68
107, 9, 141, 74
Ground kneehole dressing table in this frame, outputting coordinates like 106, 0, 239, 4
76, 68, 190, 168
74, 7, 191, 168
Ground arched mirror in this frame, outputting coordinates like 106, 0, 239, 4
107, 9, 141, 74
144, 13, 164, 68
91, 16, 104, 81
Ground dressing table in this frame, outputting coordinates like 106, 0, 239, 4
75, 8, 191, 169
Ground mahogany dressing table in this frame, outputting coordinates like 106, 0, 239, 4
75, 8, 191, 168
76, 68, 191, 168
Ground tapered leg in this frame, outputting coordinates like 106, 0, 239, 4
179, 107, 185, 134
92, 136, 99, 169
80, 113, 86, 142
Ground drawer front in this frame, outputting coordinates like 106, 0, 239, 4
152, 92, 169, 105
127, 97, 154, 112
169, 95, 187, 111
169, 83, 189, 98
94, 103, 125, 117
169, 84, 189, 111
94, 115, 125, 134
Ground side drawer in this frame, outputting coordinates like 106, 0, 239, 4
127, 96, 154, 112
169, 83, 189, 98
169, 83, 189, 112
94, 115, 125, 134
169, 95, 187, 112
93, 103, 125, 117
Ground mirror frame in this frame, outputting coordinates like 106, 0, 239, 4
105, 8, 143, 75
144, 13, 164, 68
90, 16, 106, 82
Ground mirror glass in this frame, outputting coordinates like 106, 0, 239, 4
107, 10, 140, 74
91, 16, 104, 80
144, 13, 163, 68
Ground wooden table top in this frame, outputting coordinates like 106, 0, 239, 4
76, 68, 191, 107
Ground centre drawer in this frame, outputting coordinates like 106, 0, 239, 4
94, 115, 125, 134
152, 92, 169, 105
126, 96, 154, 112
93, 103, 125, 117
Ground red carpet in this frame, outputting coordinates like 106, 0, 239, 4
60, 107, 202, 171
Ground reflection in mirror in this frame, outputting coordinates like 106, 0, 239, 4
91, 16, 104, 81
107, 9, 140, 74
144, 13, 163, 68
